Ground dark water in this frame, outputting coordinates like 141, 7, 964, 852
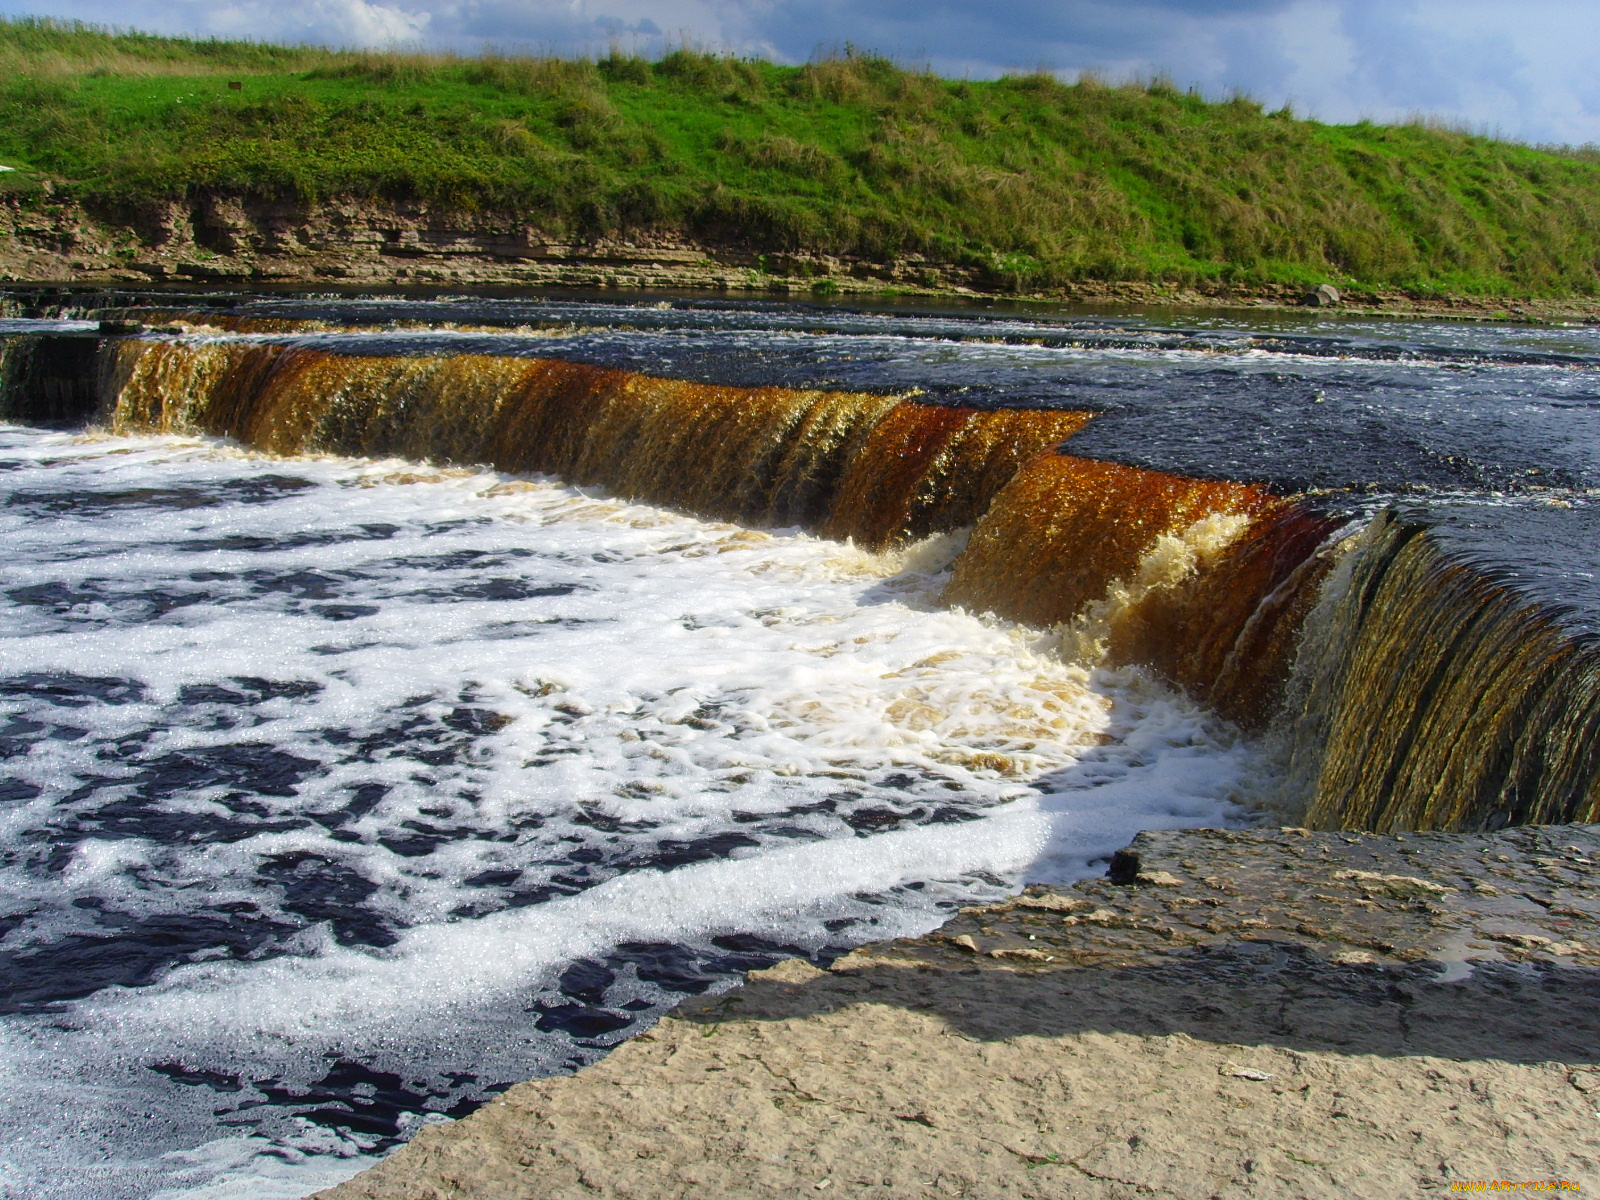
37, 289, 1596, 496
0, 403, 1247, 1197
1, 288, 1598, 1197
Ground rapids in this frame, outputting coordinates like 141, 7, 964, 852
0, 422, 1251, 1199
1, 290, 1599, 1197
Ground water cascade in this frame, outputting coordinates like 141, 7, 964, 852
11, 298, 1600, 1199
1282, 510, 1600, 831
99, 340, 1095, 547
4, 325, 1598, 834
0, 331, 103, 423
941, 454, 1344, 727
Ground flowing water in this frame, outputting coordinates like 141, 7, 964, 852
1, 291, 1599, 1197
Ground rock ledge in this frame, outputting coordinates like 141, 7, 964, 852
319, 824, 1600, 1199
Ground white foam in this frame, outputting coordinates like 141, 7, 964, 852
0, 425, 1255, 1198
149, 1134, 373, 1200
95, 802, 1050, 1042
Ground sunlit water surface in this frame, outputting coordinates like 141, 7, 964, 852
0, 426, 1254, 1199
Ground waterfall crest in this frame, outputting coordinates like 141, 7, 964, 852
5, 328, 1596, 833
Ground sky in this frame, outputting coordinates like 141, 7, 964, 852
4, 0, 1599, 146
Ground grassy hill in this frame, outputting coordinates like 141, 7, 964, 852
2, 17, 1599, 296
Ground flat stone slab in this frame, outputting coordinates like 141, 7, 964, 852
318, 825, 1600, 1199
883, 824, 1600, 980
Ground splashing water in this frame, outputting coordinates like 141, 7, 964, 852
0, 425, 1256, 1199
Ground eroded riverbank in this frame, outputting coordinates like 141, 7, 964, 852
7, 203, 1600, 326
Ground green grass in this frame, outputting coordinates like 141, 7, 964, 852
2, 17, 1599, 295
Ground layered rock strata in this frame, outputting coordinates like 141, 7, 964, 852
6, 194, 1600, 321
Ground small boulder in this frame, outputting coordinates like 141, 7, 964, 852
753, 958, 827, 984
1138, 869, 1185, 887
1307, 283, 1342, 307
988, 947, 1053, 962
1013, 893, 1093, 913
1107, 848, 1142, 883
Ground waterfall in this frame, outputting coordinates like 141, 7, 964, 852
0, 332, 102, 424
4, 329, 1595, 833
1282, 510, 1600, 831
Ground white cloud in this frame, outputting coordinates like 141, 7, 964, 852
2, 0, 431, 47
200, 0, 432, 46
1251, 0, 1600, 143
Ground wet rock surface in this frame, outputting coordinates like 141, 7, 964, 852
317, 824, 1600, 1198
909, 824, 1600, 978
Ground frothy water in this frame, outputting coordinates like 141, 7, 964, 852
0, 425, 1254, 1199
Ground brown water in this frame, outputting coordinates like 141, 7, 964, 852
4, 291, 1600, 1199
8, 293, 1600, 833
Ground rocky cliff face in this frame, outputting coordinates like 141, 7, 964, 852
10, 190, 1590, 321
0, 189, 991, 293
